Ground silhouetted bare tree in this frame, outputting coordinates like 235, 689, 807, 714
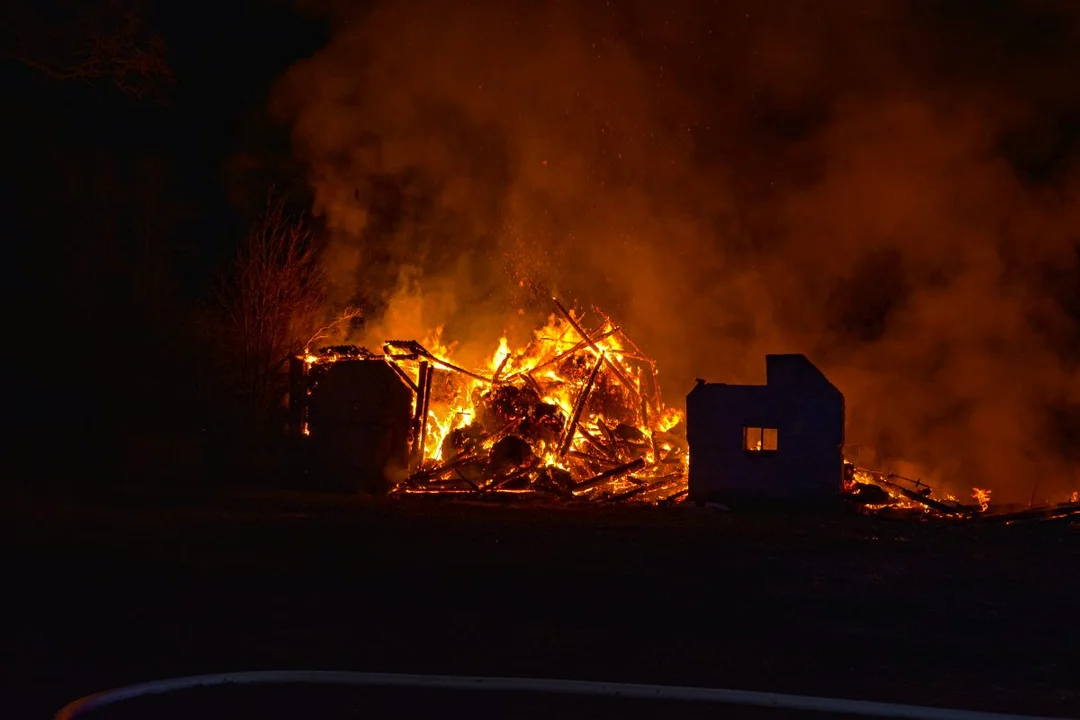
1, 0, 173, 99
213, 191, 359, 426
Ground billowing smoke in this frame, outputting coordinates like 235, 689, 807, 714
273, 0, 1080, 501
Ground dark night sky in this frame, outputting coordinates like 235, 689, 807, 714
5, 1, 1079, 294
2, 1, 332, 427
155, 1, 331, 259
2, 3, 319, 278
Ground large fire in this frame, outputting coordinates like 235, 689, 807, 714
303, 302, 688, 502
296, 301, 1080, 517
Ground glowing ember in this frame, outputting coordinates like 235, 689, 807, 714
842, 463, 977, 517
843, 462, 1080, 522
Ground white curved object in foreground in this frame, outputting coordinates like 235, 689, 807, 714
54, 670, 1077, 720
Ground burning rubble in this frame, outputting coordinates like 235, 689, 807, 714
843, 464, 1080, 524
289, 300, 1079, 521
293, 301, 688, 502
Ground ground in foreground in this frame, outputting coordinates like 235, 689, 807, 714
4, 492, 1078, 718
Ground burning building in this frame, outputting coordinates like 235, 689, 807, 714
287, 320, 1080, 521
686, 354, 845, 505
291, 356, 414, 493
289, 302, 688, 501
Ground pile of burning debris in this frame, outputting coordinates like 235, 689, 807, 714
298, 301, 689, 503
844, 463, 1080, 524
292, 299, 1079, 518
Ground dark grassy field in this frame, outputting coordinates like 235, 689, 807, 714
4, 492, 1078, 718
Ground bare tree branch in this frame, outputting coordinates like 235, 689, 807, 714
212, 189, 355, 424
304, 307, 363, 352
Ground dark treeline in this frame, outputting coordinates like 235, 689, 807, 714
3, 0, 332, 491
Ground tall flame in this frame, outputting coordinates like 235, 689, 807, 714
343, 307, 691, 500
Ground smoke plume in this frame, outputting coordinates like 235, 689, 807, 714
274, 0, 1080, 501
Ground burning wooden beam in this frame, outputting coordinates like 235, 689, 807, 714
552, 297, 645, 406
570, 457, 647, 495
410, 361, 430, 469
451, 468, 483, 494
558, 352, 605, 457
521, 372, 547, 401
372, 306, 688, 502
407, 451, 479, 484
485, 464, 538, 492
593, 307, 662, 412
660, 487, 689, 503
423, 352, 495, 384
568, 450, 620, 466
386, 339, 497, 384
492, 352, 511, 382
577, 425, 617, 460
979, 501, 1080, 524
384, 340, 422, 362
595, 420, 618, 449
874, 475, 971, 517
400, 487, 476, 495
529, 323, 620, 374
387, 360, 419, 394
419, 362, 434, 462
605, 475, 678, 502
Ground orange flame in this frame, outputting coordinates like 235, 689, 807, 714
366, 309, 689, 500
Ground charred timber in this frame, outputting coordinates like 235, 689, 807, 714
485, 464, 537, 492
383, 341, 422, 362
592, 307, 663, 410
388, 360, 419, 393
558, 352, 605, 457
881, 472, 935, 497
568, 450, 620, 466
485, 489, 548, 499
407, 452, 479, 484
400, 487, 476, 495
386, 339, 496, 384
979, 502, 1080, 524
876, 476, 970, 517
493, 353, 510, 382
606, 474, 678, 502
552, 297, 646, 407
571, 457, 647, 494
660, 488, 690, 503
639, 358, 663, 412
419, 363, 434, 460
529, 324, 620, 374
577, 426, 617, 459
659, 448, 686, 465
311, 345, 378, 361
421, 351, 496, 386
596, 420, 618, 448
410, 361, 430, 469
427, 354, 496, 384
452, 468, 483, 494
385, 340, 426, 354
522, 373, 547, 402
